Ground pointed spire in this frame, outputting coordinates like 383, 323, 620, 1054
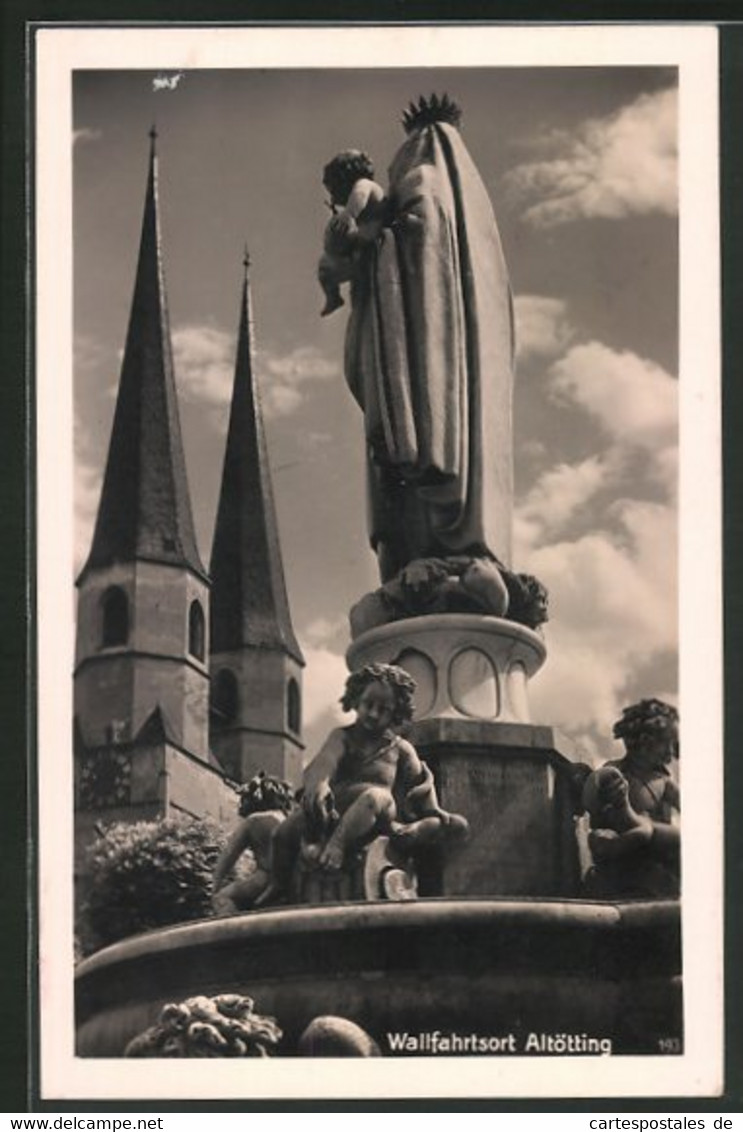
210, 255, 303, 663
80, 133, 206, 583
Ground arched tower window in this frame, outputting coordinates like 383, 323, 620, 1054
287, 677, 301, 734
212, 668, 239, 724
101, 586, 129, 647
188, 600, 205, 661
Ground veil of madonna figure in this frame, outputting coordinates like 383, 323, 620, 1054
320, 94, 516, 584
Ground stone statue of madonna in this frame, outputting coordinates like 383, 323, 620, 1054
320, 95, 516, 586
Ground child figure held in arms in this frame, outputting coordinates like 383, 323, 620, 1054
270, 663, 467, 895
317, 149, 388, 317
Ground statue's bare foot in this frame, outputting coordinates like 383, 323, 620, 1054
252, 882, 283, 909
319, 840, 345, 871
389, 820, 417, 849
445, 813, 470, 841
212, 899, 240, 917
391, 816, 447, 849
321, 295, 345, 317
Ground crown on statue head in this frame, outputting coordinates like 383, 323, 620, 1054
402, 93, 463, 135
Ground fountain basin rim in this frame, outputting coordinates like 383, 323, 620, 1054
77, 896, 679, 978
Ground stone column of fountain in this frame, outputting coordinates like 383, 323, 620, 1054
348, 607, 583, 898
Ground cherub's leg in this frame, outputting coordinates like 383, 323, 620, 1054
320, 286, 345, 318
212, 886, 240, 917
318, 255, 345, 317
266, 809, 305, 900
389, 815, 443, 849
212, 872, 269, 916
391, 811, 470, 849
319, 787, 396, 871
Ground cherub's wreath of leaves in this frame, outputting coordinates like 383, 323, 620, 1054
341, 662, 416, 724
237, 771, 294, 818
612, 698, 679, 756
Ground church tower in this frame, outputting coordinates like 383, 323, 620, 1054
209, 253, 305, 786
74, 133, 234, 856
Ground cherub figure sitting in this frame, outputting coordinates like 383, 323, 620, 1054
268, 663, 468, 901
583, 765, 653, 864
582, 698, 680, 899
317, 149, 389, 317
212, 772, 294, 915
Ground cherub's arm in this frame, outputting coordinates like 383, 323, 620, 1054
397, 741, 447, 820
589, 816, 653, 861
302, 727, 345, 811
397, 738, 425, 786
393, 742, 470, 845
650, 779, 680, 862
664, 779, 680, 815
344, 178, 383, 221
213, 818, 256, 892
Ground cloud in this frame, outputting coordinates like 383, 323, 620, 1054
301, 645, 349, 724
73, 389, 108, 572
514, 295, 574, 362
172, 325, 235, 409
536, 507, 676, 653
513, 320, 678, 753
505, 86, 677, 227
73, 127, 102, 147
608, 498, 678, 621
651, 445, 679, 500
303, 616, 348, 649
74, 459, 101, 572
74, 332, 111, 376
521, 439, 548, 462
300, 645, 352, 757
549, 341, 678, 453
263, 384, 303, 416
261, 346, 341, 418
517, 455, 609, 547
172, 330, 341, 421
265, 346, 338, 382
526, 501, 677, 747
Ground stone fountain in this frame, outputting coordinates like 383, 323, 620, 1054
76, 95, 681, 1060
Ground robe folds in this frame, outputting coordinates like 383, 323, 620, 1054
344, 122, 515, 582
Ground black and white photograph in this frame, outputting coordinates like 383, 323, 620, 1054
34, 24, 722, 1100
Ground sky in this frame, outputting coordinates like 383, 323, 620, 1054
73, 65, 679, 762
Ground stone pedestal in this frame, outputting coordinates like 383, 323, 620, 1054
347, 615, 584, 898
347, 614, 546, 724
410, 718, 584, 898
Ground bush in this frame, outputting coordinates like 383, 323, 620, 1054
78, 817, 251, 957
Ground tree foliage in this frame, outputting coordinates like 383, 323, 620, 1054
79, 817, 250, 956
